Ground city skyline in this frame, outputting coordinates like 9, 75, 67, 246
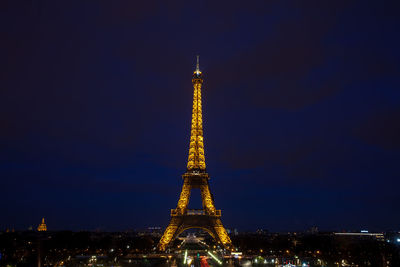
1, 1, 400, 232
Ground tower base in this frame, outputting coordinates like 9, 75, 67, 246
157, 214, 232, 251
157, 172, 232, 251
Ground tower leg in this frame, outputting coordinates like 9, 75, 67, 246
176, 181, 191, 214
213, 218, 233, 249
200, 183, 216, 214
157, 217, 182, 251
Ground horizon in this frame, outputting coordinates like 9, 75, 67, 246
2, 226, 397, 233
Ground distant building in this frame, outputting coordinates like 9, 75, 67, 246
256, 229, 269, 235
334, 232, 384, 241
234, 228, 239, 236
137, 227, 162, 237
309, 226, 319, 234
37, 218, 47, 231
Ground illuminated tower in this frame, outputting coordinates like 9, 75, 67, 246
157, 56, 233, 251
37, 217, 47, 232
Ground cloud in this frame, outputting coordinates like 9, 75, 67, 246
353, 108, 400, 151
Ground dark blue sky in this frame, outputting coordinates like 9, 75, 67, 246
1, 1, 399, 232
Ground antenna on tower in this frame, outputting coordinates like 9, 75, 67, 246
196, 55, 200, 73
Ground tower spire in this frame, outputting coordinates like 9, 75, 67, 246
196, 55, 200, 73
188, 56, 205, 171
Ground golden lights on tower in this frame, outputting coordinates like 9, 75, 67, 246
37, 217, 47, 231
187, 55, 206, 171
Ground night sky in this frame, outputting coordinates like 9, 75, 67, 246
1, 1, 399, 232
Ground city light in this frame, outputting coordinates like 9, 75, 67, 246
183, 250, 188, 264
207, 251, 222, 265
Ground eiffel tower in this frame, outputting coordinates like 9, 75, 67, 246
157, 56, 233, 251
